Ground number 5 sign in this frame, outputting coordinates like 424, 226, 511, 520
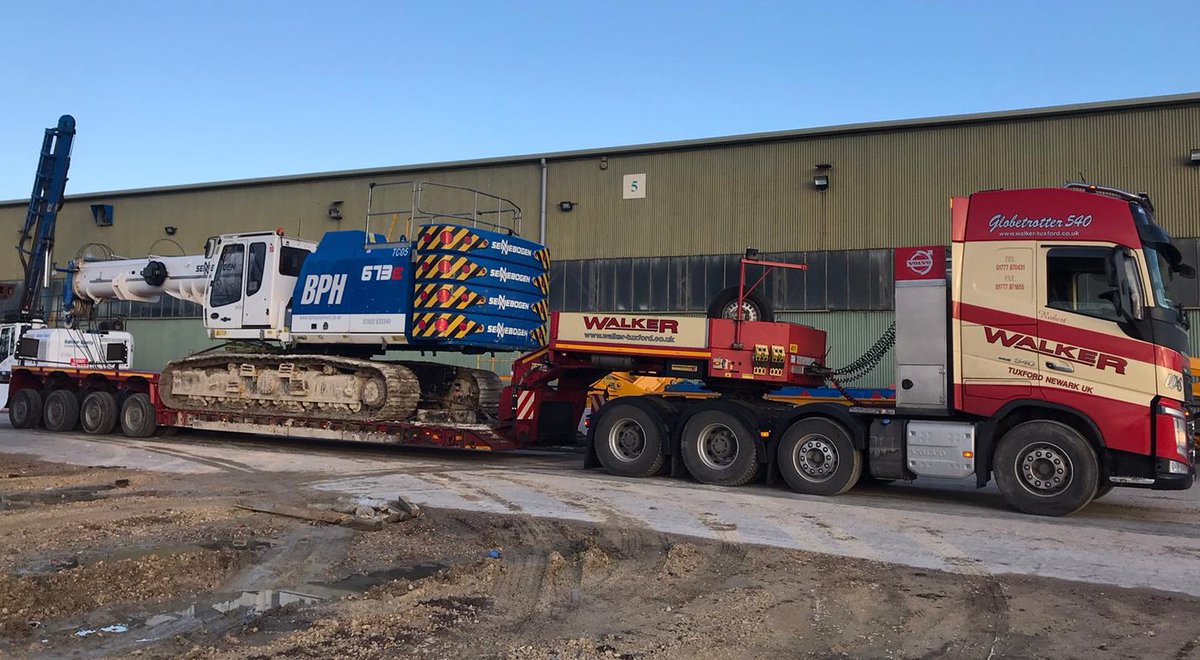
623, 173, 646, 199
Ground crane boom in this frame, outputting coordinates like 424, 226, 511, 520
68, 254, 210, 307
16, 115, 76, 321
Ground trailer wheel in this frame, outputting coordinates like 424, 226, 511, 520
680, 410, 760, 486
120, 393, 158, 438
81, 391, 119, 435
777, 417, 862, 496
707, 286, 775, 323
9, 389, 43, 429
593, 402, 667, 478
993, 420, 1098, 516
43, 390, 80, 432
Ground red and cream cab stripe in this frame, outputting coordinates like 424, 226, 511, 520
954, 302, 1183, 372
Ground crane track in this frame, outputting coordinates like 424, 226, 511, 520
160, 354, 418, 423
398, 362, 504, 423
159, 354, 504, 425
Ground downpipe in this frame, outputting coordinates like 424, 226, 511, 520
538, 158, 547, 244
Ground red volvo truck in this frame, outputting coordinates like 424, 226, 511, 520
508, 184, 1197, 515
7, 184, 1196, 515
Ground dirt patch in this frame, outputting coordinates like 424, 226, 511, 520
0, 549, 246, 635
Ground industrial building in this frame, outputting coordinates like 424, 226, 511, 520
2, 93, 1199, 385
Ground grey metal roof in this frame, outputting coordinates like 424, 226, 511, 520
4, 91, 1198, 206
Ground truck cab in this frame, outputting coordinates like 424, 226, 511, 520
880, 184, 1195, 513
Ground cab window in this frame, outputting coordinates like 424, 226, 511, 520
0, 326, 11, 360
246, 242, 267, 296
279, 246, 309, 277
210, 244, 245, 307
1045, 247, 1121, 322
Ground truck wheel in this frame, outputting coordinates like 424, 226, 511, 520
120, 393, 157, 438
707, 286, 775, 323
993, 420, 1099, 516
593, 402, 667, 478
680, 410, 760, 486
81, 391, 119, 435
776, 417, 862, 496
9, 389, 43, 429
43, 390, 80, 432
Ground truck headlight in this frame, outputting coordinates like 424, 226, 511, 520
1174, 416, 1188, 461
1160, 404, 1189, 462
1169, 460, 1191, 475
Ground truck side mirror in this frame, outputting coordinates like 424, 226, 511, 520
1107, 247, 1144, 322
1175, 263, 1196, 279
1105, 248, 1120, 288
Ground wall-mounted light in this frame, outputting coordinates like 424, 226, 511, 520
328, 200, 344, 221
813, 163, 832, 191
558, 201, 577, 212
1190, 148, 1200, 166
599, 156, 608, 170
164, 226, 178, 236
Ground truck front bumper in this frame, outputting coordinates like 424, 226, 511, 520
1152, 457, 1195, 490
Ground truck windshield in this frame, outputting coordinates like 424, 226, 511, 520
1143, 245, 1175, 309
1130, 200, 1189, 315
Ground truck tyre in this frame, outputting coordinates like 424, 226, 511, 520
707, 286, 775, 323
776, 417, 862, 496
43, 390, 80, 432
680, 410, 760, 486
120, 393, 157, 438
593, 402, 666, 478
9, 389, 43, 429
81, 391, 119, 435
993, 420, 1099, 516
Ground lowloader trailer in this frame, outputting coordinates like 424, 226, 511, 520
7, 185, 1197, 515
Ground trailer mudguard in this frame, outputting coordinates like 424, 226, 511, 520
772, 403, 871, 451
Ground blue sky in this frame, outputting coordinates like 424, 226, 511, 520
2, 0, 1197, 200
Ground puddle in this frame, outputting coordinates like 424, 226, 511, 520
0, 485, 118, 509
74, 561, 452, 646
320, 561, 447, 592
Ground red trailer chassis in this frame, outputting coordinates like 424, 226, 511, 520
7, 310, 829, 456
7, 365, 522, 451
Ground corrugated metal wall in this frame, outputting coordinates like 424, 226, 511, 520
125, 318, 220, 371
777, 311, 896, 390
543, 103, 1200, 260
